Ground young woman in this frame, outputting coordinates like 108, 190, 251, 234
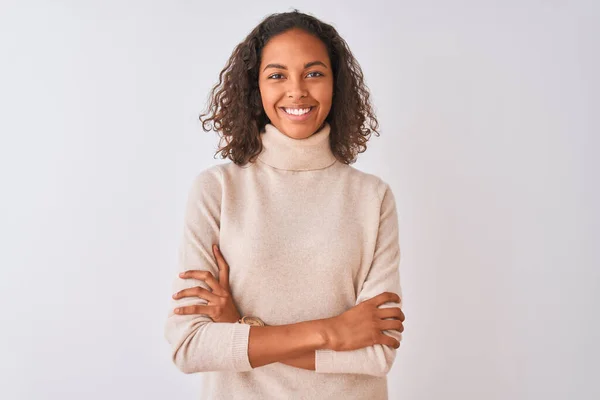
165, 10, 406, 400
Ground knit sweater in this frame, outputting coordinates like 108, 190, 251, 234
164, 121, 403, 400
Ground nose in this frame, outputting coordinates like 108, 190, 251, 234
286, 78, 308, 99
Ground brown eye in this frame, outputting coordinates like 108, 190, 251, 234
307, 71, 324, 78
268, 73, 284, 79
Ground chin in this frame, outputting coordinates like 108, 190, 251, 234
280, 124, 319, 139
278, 119, 325, 137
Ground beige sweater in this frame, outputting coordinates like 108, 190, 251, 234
164, 122, 403, 400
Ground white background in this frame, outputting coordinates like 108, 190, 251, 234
1, 1, 598, 399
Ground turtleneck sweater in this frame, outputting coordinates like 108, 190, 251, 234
164, 122, 403, 400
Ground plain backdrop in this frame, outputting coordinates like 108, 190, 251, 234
0, 1, 598, 399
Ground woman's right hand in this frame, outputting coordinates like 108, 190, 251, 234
322, 292, 405, 352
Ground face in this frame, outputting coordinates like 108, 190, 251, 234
258, 28, 334, 139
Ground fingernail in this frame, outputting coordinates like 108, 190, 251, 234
174, 308, 180, 313
179, 272, 184, 277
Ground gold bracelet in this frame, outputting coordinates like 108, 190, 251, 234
237, 316, 265, 326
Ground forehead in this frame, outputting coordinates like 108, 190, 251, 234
260, 28, 329, 65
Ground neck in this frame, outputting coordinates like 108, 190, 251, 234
257, 122, 337, 171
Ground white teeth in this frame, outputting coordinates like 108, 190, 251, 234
284, 107, 311, 115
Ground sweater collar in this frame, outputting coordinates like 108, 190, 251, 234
258, 122, 336, 171
257, 122, 337, 171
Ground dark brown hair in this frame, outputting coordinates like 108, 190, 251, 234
199, 9, 380, 166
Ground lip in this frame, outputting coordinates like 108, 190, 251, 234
279, 106, 315, 121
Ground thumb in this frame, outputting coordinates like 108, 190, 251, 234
213, 244, 231, 293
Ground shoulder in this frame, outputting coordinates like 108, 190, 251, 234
190, 164, 224, 187
187, 161, 250, 198
185, 164, 227, 204
342, 164, 394, 203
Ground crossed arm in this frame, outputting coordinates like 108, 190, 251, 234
165, 170, 402, 376
280, 350, 317, 370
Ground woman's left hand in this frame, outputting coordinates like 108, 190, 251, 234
172, 244, 242, 323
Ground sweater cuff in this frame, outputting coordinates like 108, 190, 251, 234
315, 349, 336, 373
230, 322, 253, 371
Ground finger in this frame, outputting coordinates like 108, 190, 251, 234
213, 244, 231, 293
379, 319, 404, 333
377, 307, 404, 321
174, 304, 216, 316
370, 292, 401, 307
378, 332, 401, 349
173, 286, 221, 303
179, 270, 226, 296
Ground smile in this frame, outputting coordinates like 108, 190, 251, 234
279, 106, 315, 121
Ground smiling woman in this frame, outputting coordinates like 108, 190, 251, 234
197, 9, 382, 166
164, 9, 405, 400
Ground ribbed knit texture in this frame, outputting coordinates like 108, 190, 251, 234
164, 122, 403, 400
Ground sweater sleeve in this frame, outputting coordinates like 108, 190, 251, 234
315, 183, 403, 377
164, 167, 254, 373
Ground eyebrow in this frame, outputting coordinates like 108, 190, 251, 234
262, 60, 328, 72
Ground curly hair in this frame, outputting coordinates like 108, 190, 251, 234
199, 9, 380, 166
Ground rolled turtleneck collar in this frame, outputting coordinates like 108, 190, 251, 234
257, 122, 337, 171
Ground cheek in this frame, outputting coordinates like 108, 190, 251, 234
316, 92, 333, 114
259, 86, 279, 109
313, 83, 333, 107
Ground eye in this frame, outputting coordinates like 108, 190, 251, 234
307, 71, 324, 78
267, 73, 284, 79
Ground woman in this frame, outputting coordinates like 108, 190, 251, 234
165, 9, 406, 400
